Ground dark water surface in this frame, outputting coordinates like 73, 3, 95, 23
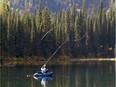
1, 63, 115, 87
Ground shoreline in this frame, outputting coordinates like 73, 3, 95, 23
1, 57, 115, 67
73, 58, 116, 62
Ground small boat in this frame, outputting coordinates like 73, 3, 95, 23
34, 71, 53, 77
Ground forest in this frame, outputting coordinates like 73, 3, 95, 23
0, 0, 115, 60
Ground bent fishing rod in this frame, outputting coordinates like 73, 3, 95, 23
41, 29, 53, 41
42, 28, 86, 66
43, 39, 68, 66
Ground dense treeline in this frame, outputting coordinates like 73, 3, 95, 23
0, 0, 115, 59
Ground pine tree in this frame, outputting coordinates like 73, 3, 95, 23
40, 7, 55, 57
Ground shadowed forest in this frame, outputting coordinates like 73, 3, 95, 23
0, 0, 115, 60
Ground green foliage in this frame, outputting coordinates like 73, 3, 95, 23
0, 1, 115, 59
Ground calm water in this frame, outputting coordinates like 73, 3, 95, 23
0, 63, 115, 87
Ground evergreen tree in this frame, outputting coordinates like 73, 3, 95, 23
40, 7, 55, 57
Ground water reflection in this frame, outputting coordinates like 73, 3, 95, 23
1, 63, 115, 87
53, 64, 115, 87
33, 76, 53, 87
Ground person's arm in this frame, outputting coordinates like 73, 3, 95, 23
41, 66, 44, 70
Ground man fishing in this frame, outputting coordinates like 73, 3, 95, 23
41, 64, 48, 73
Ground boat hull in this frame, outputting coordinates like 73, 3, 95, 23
34, 71, 53, 77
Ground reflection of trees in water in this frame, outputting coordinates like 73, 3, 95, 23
31, 76, 34, 87
75, 66, 86, 87
55, 65, 71, 87
53, 64, 114, 87
2, 67, 36, 87
1, 64, 115, 87
95, 64, 114, 87
75, 64, 115, 87
0, 67, 15, 87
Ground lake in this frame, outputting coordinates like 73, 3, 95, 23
0, 63, 115, 87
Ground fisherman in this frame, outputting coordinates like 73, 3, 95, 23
41, 64, 48, 73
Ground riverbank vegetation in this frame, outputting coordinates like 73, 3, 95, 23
2, 56, 115, 66
0, 0, 115, 65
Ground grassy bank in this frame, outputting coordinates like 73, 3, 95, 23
1, 56, 116, 66
2, 56, 71, 66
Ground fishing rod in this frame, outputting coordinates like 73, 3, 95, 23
42, 27, 86, 66
43, 39, 68, 66
41, 28, 53, 41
